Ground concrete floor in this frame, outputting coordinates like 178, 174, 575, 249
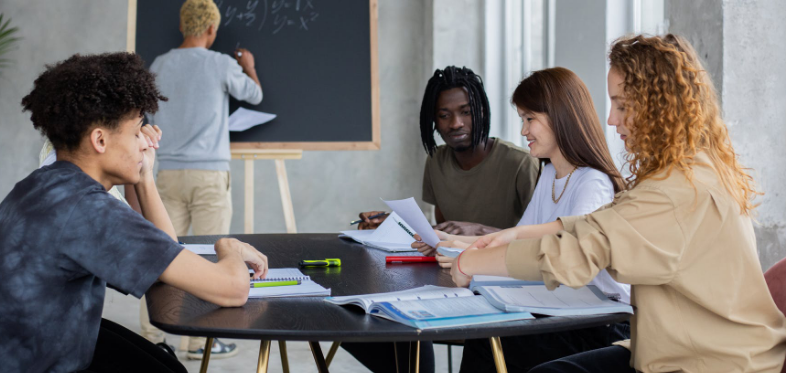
103, 289, 464, 372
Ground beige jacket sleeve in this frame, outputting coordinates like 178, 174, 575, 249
506, 186, 687, 289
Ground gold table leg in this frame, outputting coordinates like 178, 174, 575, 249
198, 337, 214, 373
278, 340, 289, 373
489, 336, 508, 373
409, 341, 420, 373
257, 340, 271, 373
309, 341, 330, 372
394, 342, 400, 373
325, 341, 341, 367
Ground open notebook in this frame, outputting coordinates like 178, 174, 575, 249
325, 286, 533, 329
249, 268, 331, 298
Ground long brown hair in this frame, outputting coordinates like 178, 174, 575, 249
609, 34, 758, 215
511, 67, 625, 193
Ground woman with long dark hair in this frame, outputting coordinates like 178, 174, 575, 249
421, 67, 632, 372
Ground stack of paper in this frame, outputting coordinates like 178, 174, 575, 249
476, 285, 633, 316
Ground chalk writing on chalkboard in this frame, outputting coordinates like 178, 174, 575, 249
215, 0, 320, 35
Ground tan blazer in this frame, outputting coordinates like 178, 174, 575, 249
506, 152, 786, 372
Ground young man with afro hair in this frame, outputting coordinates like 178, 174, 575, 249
0, 52, 269, 373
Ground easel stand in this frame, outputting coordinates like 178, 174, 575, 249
231, 149, 302, 234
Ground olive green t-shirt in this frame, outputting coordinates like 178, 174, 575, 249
422, 139, 540, 229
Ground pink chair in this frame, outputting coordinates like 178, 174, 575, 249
763, 258, 786, 373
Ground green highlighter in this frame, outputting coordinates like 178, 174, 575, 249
250, 280, 301, 288
298, 258, 342, 267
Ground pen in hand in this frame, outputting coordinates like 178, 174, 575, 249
350, 212, 389, 225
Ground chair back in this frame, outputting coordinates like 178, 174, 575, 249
763, 258, 786, 373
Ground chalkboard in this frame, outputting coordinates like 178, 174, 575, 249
130, 0, 379, 151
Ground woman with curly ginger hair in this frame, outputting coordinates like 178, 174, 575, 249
440, 34, 786, 372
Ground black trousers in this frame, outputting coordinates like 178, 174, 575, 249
342, 341, 435, 373
76, 318, 186, 373
528, 346, 634, 373
459, 322, 630, 373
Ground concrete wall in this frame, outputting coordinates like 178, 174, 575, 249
666, 0, 724, 103
0, 1, 430, 235
0, 0, 128, 200
721, 0, 786, 270
553, 0, 609, 132
666, 0, 786, 270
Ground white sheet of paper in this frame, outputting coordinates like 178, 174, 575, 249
228, 107, 277, 132
183, 244, 215, 255
382, 197, 440, 247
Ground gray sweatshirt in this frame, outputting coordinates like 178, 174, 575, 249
149, 47, 262, 171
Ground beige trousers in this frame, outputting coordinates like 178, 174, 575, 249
140, 169, 232, 351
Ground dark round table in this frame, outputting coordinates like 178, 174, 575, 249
146, 234, 629, 373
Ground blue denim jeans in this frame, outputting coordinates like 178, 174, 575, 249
460, 322, 630, 373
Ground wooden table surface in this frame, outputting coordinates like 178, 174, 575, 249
145, 234, 629, 342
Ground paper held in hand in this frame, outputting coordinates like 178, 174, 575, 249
382, 197, 441, 247
228, 107, 277, 132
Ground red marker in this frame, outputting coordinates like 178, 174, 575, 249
385, 256, 437, 263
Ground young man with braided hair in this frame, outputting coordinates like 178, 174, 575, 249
359, 66, 539, 240
1, 52, 268, 373
347, 66, 539, 373
147, 0, 263, 358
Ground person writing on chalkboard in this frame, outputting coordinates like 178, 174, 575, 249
147, 0, 263, 359
345, 66, 540, 373
444, 34, 786, 372
2, 52, 269, 373
357, 66, 540, 237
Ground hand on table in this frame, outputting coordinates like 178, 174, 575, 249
433, 240, 469, 268
216, 238, 269, 279
449, 248, 476, 288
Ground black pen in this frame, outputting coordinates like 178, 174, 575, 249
349, 212, 389, 225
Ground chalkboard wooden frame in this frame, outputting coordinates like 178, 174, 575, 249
126, 0, 380, 151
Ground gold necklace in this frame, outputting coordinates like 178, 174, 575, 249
551, 167, 577, 204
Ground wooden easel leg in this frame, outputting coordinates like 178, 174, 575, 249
308, 341, 330, 372
199, 337, 214, 373
244, 158, 254, 234
409, 341, 420, 373
489, 336, 508, 373
325, 341, 341, 367
275, 159, 297, 233
278, 340, 290, 373
257, 340, 271, 373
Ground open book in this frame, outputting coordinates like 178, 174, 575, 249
476, 285, 633, 316
249, 268, 331, 298
325, 286, 533, 329
339, 212, 417, 252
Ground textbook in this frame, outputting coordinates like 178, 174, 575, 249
325, 286, 534, 329
339, 212, 418, 252
249, 268, 331, 298
469, 275, 544, 291
475, 285, 633, 316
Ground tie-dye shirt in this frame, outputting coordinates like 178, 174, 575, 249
0, 161, 183, 373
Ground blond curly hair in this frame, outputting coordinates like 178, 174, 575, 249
180, 0, 221, 37
609, 34, 758, 215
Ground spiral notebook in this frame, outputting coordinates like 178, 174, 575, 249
249, 268, 331, 298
